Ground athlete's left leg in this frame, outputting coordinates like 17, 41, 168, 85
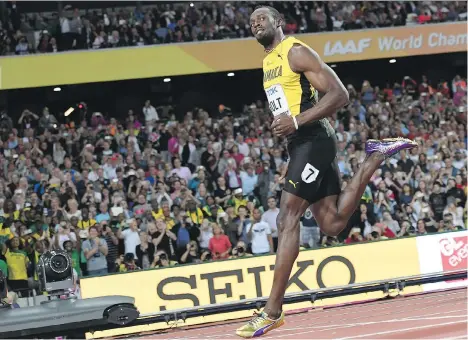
312, 138, 417, 236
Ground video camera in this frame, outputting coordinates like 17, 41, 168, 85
0, 251, 140, 339
37, 249, 74, 295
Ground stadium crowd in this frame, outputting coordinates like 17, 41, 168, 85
0, 1, 467, 55
0, 68, 466, 296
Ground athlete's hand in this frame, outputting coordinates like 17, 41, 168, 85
271, 115, 296, 137
278, 164, 288, 183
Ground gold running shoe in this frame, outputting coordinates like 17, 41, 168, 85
236, 311, 285, 338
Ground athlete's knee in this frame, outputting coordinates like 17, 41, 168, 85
320, 217, 346, 237
313, 203, 346, 237
276, 211, 301, 234
321, 226, 341, 237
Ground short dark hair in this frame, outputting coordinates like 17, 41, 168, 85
254, 5, 282, 22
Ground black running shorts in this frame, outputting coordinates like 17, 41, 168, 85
284, 128, 341, 204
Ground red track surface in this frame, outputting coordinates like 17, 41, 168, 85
138, 288, 467, 339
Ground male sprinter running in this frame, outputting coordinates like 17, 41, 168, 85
236, 6, 417, 338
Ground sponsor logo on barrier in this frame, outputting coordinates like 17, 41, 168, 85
439, 235, 468, 272
80, 238, 420, 316
416, 231, 468, 292
155, 255, 355, 311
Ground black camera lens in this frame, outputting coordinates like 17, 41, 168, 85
50, 254, 69, 273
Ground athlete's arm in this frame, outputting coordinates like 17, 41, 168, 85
289, 44, 349, 126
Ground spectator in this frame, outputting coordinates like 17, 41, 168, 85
382, 211, 401, 235
261, 197, 279, 251
153, 250, 178, 268
52, 222, 77, 250
300, 208, 321, 248
180, 240, 202, 264
142, 100, 159, 125
246, 208, 274, 255
101, 223, 119, 273
430, 182, 447, 221
416, 219, 429, 235
442, 213, 463, 231
117, 218, 140, 259
199, 220, 214, 251
135, 232, 155, 269
38, 107, 58, 130
444, 202, 464, 227
150, 219, 177, 260
231, 240, 251, 258
170, 158, 192, 184
256, 161, 272, 203
1, 237, 29, 295
63, 240, 81, 277
240, 165, 258, 196
117, 253, 140, 272
345, 227, 364, 244
82, 226, 108, 276
208, 223, 231, 260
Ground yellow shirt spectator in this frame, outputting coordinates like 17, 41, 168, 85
78, 219, 96, 229
4, 248, 29, 280
29, 223, 50, 243
152, 209, 176, 230
0, 210, 21, 230
30, 229, 50, 242
0, 227, 14, 245
228, 196, 248, 215
118, 263, 140, 272
202, 205, 225, 219
33, 250, 41, 281
152, 208, 163, 220
187, 208, 204, 225
6, 210, 21, 221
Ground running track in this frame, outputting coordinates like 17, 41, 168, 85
136, 288, 467, 339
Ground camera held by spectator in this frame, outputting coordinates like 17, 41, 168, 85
118, 253, 140, 272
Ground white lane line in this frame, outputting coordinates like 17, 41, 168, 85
446, 335, 468, 340
203, 302, 467, 339
268, 312, 467, 339
336, 320, 467, 340
148, 289, 467, 339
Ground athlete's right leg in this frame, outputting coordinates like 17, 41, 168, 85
263, 191, 309, 318
236, 191, 309, 339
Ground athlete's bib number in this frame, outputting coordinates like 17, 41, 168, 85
265, 84, 290, 117
301, 163, 320, 184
